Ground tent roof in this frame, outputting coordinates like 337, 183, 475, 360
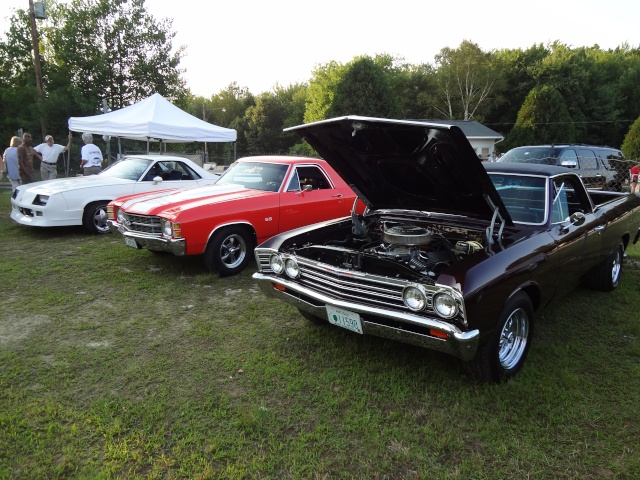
68, 93, 237, 143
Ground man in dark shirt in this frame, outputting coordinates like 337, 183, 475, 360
17, 132, 41, 184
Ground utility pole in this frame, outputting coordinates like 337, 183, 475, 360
28, 0, 46, 137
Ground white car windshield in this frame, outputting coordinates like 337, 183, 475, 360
99, 157, 153, 181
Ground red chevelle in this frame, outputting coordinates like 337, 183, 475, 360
107, 156, 358, 275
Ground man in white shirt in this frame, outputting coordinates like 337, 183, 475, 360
80, 132, 103, 175
34, 134, 72, 180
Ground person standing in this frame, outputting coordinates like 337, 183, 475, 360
630, 163, 640, 194
80, 132, 103, 176
34, 133, 72, 180
2, 136, 23, 192
17, 132, 40, 184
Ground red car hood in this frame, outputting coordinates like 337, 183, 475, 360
119, 183, 272, 216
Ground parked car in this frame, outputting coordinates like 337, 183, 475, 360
498, 144, 627, 191
10, 155, 219, 234
252, 117, 640, 382
107, 156, 359, 275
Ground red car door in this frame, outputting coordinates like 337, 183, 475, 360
278, 165, 351, 233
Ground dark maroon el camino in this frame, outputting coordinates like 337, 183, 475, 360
252, 117, 640, 382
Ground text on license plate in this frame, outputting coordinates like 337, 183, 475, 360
326, 305, 363, 334
124, 237, 139, 249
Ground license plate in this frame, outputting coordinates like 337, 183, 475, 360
124, 237, 139, 249
326, 305, 363, 334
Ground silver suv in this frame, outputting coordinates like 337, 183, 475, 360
498, 145, 627, 191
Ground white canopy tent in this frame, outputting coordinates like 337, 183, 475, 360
68, 93, 237, 164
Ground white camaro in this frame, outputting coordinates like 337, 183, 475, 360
10, 155, 219, 234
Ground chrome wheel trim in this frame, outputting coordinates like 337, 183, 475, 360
219, 233, 246, 269
94, 207, 109, 233
611, 247, 622, 286
498, 307, 529, 370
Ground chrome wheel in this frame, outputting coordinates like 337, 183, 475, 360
498, 307, 530, 370
93, 206, 109, 233
611, 246, 622, 287
219, 233, 247, 269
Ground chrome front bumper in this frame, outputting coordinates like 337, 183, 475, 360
108, 220, 186, 255
252, 272, 480, 361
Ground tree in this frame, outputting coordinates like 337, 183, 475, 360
304, 61, 346, 123
504, 85, 575, 148
621, 116, 640, 161
244, 83, 307, 154
433, 40, 499, 120
52, 0, 185, 109
0, 0, 186, 146
327, 56, 399, 118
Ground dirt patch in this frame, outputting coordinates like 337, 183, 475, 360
0, 314, 51, 344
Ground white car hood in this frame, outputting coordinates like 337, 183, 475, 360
17, 176, 132, 196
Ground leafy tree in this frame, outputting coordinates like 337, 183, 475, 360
433, 40, 499, 121
621, 116, 640, 161
52, 0, 185, 109
487, 44, 549, 136
244, 83, 307, 154
0, 0, 186, 146
304, 61, 346, 123
504, 85, 575, 148
327, 56, 399, 118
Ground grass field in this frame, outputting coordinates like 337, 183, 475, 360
1, 187, 639, 479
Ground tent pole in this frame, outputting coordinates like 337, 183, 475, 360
118, 137, 122, 160
146, 137, 150, 154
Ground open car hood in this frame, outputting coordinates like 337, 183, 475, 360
285, 116, 512, 225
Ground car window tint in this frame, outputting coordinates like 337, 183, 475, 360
286, 170, 301, 192
100, 157, 153, 180
577, 149, 598, 170
500, 147, 558, 164
489, 174, 546, 224
216, 162, 289, 192
295, 166, 332, 190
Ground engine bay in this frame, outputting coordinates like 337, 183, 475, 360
289, 216, 487, 281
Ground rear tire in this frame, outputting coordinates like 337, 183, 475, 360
586, 240, 624, 292
204, 226, 252, 276
82, 201, 110, 234
464, 292, 533, 383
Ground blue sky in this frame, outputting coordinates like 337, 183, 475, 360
3, 0, 640, 96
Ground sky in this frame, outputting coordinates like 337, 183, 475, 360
3, 0, 640, 97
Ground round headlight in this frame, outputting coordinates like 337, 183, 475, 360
117, 209, 125, 223
269, 254, 285, 274
162, 220, 172, 237
284, 258, 300, 278
403, 286, 427, 311
433, 293, 458, 319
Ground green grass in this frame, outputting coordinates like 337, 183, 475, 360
1, 187, 639, 479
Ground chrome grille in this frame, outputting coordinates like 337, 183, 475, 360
296, 260, 434, 312
122, 213, 162, 236
256, 251, 273, 271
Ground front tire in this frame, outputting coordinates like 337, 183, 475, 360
464, 292, 533, 383
204, 227, 252, 276
82, 201, 110, 234
586, 240, 624, 292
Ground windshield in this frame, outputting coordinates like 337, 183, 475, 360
489, 173, 547, 224
215, 161, 289, 192
498, 147, 560, 165
99, 157, 153, 181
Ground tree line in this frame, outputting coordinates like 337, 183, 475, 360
2, 0, 640, 164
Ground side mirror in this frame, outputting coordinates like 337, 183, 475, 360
302, 184, 313, 192
152, 176, 163, 185
569, 211, 585, 226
